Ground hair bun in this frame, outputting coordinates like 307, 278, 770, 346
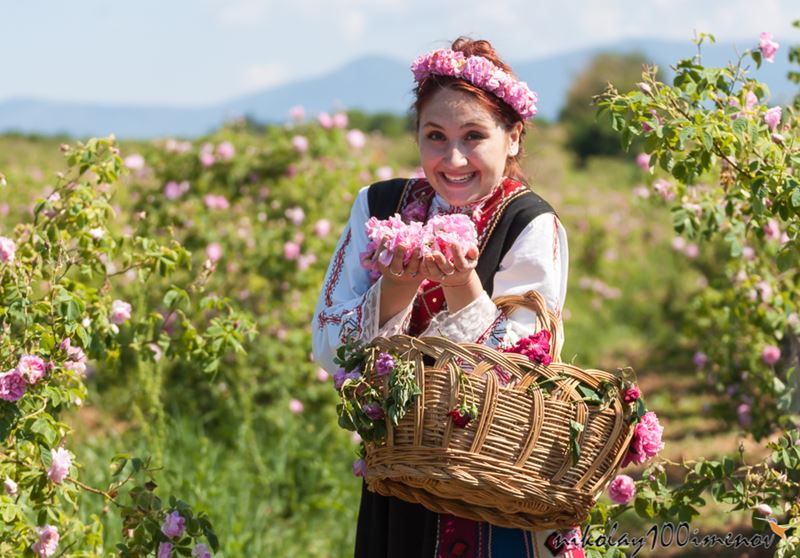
451, 37, 515, 78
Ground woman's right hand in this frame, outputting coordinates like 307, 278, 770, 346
377, 244, 424, 286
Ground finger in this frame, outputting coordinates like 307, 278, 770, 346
406, 248, 422, 277
421, 256, 440, 281
432, 251, 455, 275
450, 244, 468, 273
465, 243, 479, 261
389, 245, 407, 276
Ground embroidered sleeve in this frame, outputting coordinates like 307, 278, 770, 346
419, 213, 568, 350
311, 187, 413, 372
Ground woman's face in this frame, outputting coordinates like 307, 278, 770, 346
417, 87, 522, 207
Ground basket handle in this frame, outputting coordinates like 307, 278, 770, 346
492, 290, 563, 363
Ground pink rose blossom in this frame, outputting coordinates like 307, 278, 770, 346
0, 236, 16, 263
376, 166, 393, 181
316, 367, 330, 382
755, 503, 773, 516
164, 181, 185, 200
622, 386, 641, 403
314, 219, 331, 238
622, 411, 664, 466
289, 398, 304, 413
764, 106, 782, 131
285, 206, 305, 225
352, 458, 367, 477
291, 135, 309, 154
17, 355, 46, 384
346, 129, 366, 150
652, 179, 675, 202
759, 32, 780, 63
298, 253, 317, 271
216, 141, 235, 161
745, 91, 758, 111
161, 511, 186, 538
632, 185, 650, 199
762, 345, 781, 365
192, 544, 212, 558
671, 237, 686, 251
684, 243, 699, 259
283, 241, 301, 260
0, 369, 26, 401
32, 524, 59, 557
763, 218, 781, 240
4, 476, 17, 496
203, 194, 230, 210
333, 112, 349, 128
110, 300, 132, 324
289, 105, 305, 121
47, 447, 72, 484
124, 154, 145, 170
607, 474, 636, 504
158, 542, 173, 558
737, 403, 752, 428
318, 112, 333, 129
206, 242, 223, 262
635, 153, 651, 171
742, 245, 755, 260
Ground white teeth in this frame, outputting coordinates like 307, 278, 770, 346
443, 173, 474, 183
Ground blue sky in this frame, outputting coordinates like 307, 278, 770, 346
1, 0, 797, 106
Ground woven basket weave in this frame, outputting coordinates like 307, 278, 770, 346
362, 290, 635, 530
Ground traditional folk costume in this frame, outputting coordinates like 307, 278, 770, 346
312, 176, 584, 558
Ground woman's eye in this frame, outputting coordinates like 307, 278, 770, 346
466, 132, 485, 140
427, 131, 444, 141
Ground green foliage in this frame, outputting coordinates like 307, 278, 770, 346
560, 52, 660, 164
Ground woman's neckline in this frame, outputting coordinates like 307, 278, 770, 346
431, 176, 510, 215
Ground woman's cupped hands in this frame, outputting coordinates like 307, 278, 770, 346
376, 240, 479, 288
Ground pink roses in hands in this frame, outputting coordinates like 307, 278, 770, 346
361, 213, 478, 274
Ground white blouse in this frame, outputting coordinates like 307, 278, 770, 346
312, 184, 569, 373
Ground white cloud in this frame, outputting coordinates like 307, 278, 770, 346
213, 0, 271, 26
241, 62, 290, 91
341, 9, 366, 39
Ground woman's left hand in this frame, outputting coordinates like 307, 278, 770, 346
420, 243, 479, 287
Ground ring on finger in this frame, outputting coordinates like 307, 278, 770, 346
445, 269, 455, 276
409, 271, 418, 278
390, 268, 404, 277
439, 273, 447, 281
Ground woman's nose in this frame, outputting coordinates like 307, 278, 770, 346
444, 143, 468, 166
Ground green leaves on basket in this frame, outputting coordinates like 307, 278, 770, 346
524, 374, 566, 399
577, 380, 618, 410
385, 358, 421, 427
569, 420, 585, 465
333, 339, 421, 445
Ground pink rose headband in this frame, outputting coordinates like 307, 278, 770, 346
411, 48, 538, 120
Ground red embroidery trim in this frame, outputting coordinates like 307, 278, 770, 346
324, 227, 352, 308
552, 214, 559, 265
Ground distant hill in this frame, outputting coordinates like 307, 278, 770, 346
0, 39, 795, 139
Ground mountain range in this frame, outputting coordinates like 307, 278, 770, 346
1, 38, 795, 139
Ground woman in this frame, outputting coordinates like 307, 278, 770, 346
312, 37, 583, 558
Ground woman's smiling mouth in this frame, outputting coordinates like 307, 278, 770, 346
440, 172, 477, 185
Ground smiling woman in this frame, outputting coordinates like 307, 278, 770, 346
312, 37, 578, 558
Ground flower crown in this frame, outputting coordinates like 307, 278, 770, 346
411, 48, 538, 120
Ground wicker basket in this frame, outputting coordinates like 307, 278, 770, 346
362, 290, 636, 530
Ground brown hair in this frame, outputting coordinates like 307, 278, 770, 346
413, 37, 528, 184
